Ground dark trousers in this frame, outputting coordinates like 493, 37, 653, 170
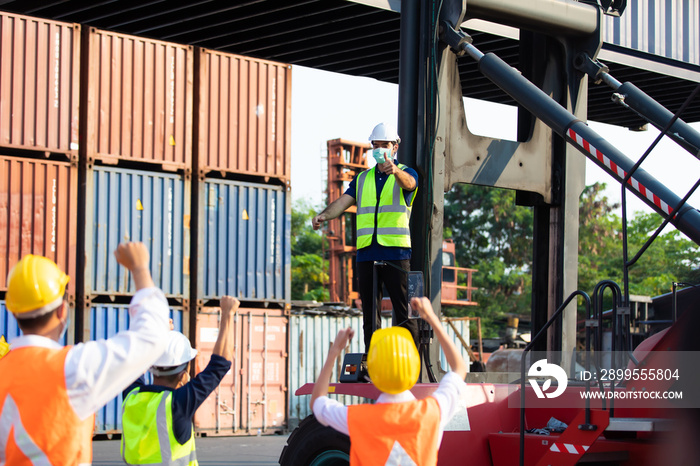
357, 259, 419, 351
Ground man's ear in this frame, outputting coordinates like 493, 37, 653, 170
56, 301, 66, 320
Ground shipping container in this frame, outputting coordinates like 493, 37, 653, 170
0, 13, 80, 156
197, 179, 290, 304
84, 166, 190, 298
82, 27, 193, 170
239, 309, 288, 433
0, 156, 78, 302
602, 0, 699, 66
88, 303, 185, 434
1, 300, 74, 347
194, 307, 288, 435
195, 49, 291, 181
193, 309, 241, 435
287, 314, 470, 427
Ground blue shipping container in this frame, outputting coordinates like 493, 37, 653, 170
200, 179, 290, 303
89, 303, 184, 434
86, 166, 190, 298
1, 300, 72, 346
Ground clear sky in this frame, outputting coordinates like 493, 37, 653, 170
290, 64, 700, 222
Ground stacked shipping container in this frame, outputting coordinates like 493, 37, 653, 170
77, 27, 196, 434
0, 13, 293, 434
191, 47, 292, 435
193, 307, 288, 436
0, 13, 80, 344
0, 13, 80, 157
81, 28, 193, 170
0, 10, 295, 436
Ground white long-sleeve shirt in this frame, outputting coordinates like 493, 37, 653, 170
9, 287, 169, 420
313, 371, 468, 447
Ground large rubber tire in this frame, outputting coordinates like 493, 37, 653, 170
279, 415, 350, 466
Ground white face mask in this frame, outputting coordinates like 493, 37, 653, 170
59, 314, 70, 344
372, 147, 392, 164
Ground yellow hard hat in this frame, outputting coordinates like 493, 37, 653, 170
367, 326, 420, 394
5, 255, 69, 318
0, 336, 9, 359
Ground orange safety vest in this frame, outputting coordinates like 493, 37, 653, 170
0, 346, 94, 465
347, 397, 441, 466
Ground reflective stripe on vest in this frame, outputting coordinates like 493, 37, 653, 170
0, 346, 94, 466
356, 165, 415, 249
0, 396, 51, 466
121, 389, 198, 466
347, 397, 441, 466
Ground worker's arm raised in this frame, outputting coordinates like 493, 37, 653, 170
312, 194, 356, 230
213, 296, 239, 361
310, 327, 355, 411
114, 242, 155, 290
66, 242, 170, 420
378, 160, 417, 191
412, 297, 467, 379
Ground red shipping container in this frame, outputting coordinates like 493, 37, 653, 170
196, 49, 291, 181
194, 307, 288, 435
0, 155, 78, 303
82, 27, 193, 170
0, 13, 80, 156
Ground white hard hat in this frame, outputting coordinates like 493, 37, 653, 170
369, 122, 401, 144
150, 331, 198, 376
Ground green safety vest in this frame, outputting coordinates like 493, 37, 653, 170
356, 164, 416, 250
121, 387, 198, 466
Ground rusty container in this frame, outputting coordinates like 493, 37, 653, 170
82, 27, 193, 170
193, 306, 288, 435
0, 13, 80, 157
86, 302, 186, 434
195, 48, 291, 181
0, 155, 78, 303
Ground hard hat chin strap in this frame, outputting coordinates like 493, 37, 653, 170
150, 362, 188, 377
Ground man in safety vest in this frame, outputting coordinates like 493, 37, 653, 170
312, 122, 419, 350
120, 295, 239, 465
0, 242, 170, 465
311, 296, 468, 466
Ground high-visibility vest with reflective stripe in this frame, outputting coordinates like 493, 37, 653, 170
0, 346, 94, 466
121, 388, 198, 466
347, 397, 441, 466
356, 165, 416, 249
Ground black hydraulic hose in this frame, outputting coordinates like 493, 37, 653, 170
476, 51, 575, 136
461, 44, 700, 246
612, 81, 700, 158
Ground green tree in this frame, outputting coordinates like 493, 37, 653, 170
291, 199, 329, 301
442, 181, 700, 339
577, 183, 623, 293
577, 183, 700, 298
443, 184, 533, 338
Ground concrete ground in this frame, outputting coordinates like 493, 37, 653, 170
92, 433, 290, 466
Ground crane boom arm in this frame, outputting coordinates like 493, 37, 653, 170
442, 24, 700, 245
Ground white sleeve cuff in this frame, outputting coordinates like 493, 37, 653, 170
312, 397, 349, 436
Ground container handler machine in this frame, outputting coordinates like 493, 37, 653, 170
281, 0, 700, 464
